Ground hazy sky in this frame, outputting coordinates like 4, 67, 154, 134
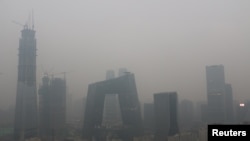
1, 0, 250, 109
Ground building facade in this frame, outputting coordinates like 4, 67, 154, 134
82, 72, 143, 141
102, 70, 123, 128
39, 76, 66, 141
14, 25, 38, 140
225, 83, 234, 123
179, 99, 194, 131
206, 65, 226, 124
154, 92, 179, 141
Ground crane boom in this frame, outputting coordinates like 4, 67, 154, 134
12, 20, 24, 27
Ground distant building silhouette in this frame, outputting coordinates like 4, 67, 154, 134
82, 72, 143, 141
206, 65, 234, 124
225, 83, 234, 123
102, 70, 123, 128
106, 70, 115, 80
14, 25, 38, 140
143, 103, 155, 133
179, 99, 194, 131
236, 101, 250, 124
118, 68, 127, 77
206, 65, 226, 124
154, 92, 179, 141
38, 76, 50, 141
39, 76, 66, 141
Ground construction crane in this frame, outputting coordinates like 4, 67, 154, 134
47, 71, 73, 81
12, 20, 24, 27
12, 20, 27, 28
53, 71, 73, 80
12, 10, 35, 29
50, 71, 73, 96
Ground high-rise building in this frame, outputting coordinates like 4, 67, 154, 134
179, 99, 194, 131
102, 70, 123, 128
38, 76, 50, 141
39, 76, 66, 141
154, 92, 179, 141
82, 72, 143, 141
14, 25, 38, 140
225, 83, 234, 123
206, 65, 226, 124
106, 70, 115, 80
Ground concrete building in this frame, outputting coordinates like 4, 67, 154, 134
206, 65, 226, 124
154, 92, 179, 141
225, 83, 234, 123
102, 70, 123, 128
14, 24, 38, 140
38, 76, 66, 141
179, 99, 194, 131
82, 72, 143, 141
206, 65, 234, 124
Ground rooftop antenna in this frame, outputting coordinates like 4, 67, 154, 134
28, 11, 32, 29
25, 12, 30, 29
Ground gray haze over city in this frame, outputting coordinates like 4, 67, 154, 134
1, 0, 250, 110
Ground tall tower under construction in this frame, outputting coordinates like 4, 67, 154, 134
14, 24, 38, 140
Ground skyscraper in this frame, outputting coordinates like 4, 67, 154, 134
38, 76, 50, 141
14, 25, 38, 140
82, 72, 143, 141
39, 76, 66, 141
106, 70, 115, 80
225, 83, 234, 123
102, 70, 123, 128
206, 65, 226, 124
154, 92, 179, 141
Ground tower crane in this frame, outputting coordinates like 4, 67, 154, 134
12, 20, 27, 28
12, 11, 34, 29
48, 71, 74, 81
55, 71, 73, 80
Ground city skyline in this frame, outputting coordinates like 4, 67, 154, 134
1, 1, 250, 141
1, 0, 250, 111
